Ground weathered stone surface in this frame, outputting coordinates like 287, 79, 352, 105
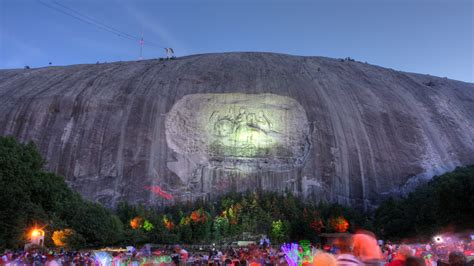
166, 93, 311, 196
0, 52, 473, 208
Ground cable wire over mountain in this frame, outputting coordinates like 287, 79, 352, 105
37, 0, 167, 50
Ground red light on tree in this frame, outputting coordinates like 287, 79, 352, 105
163, 216, 174, 230
310, 218, 325, 233
303, 208, 325, 233
329, 216, 349, 233
130, 217, 143, 229
190, 209, 207, 223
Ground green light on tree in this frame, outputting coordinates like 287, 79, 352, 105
143, 220, 154, 232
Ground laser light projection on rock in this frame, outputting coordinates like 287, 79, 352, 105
165, 93, 312, 184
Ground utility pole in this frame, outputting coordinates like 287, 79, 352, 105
139, 37, 144, 60
138, 26, 144, 60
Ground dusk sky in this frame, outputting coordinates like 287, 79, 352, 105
0, 0, 472, 82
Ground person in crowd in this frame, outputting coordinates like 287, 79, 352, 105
352, 230, 384, 266
448, 251, 467, 266
173, 244, 189, 265
405, 256, 426, 266
1, 251, 10, 264
45, 254, 60, 266
334, 236, 364, 266
313, 252, 338, 266
386, 245, 414, 266
383, 244, 394, 262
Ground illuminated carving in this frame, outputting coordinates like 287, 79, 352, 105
165, 93, 311, 186
209, 107, 276, 158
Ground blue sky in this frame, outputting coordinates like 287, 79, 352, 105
0, 0, 472, 82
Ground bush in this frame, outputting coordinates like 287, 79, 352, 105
423, 81, 436, 87
65, 232, 86, 250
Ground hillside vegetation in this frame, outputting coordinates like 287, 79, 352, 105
1, 136, 472, 249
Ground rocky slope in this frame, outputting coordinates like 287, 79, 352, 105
0, 52, 473, 208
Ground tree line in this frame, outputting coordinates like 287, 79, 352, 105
0, 136, 472, 250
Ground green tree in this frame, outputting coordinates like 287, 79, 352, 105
0, 137, 124, 249
375, 166, 474, 240
0, 137, 46, 248
270, 219, 289, 243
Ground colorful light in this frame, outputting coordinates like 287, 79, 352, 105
93, 251, 112, 266
434, 235, 443, 243
329, 216, 349, 233
31, 229, 40, 237
145, 185, 173, 200
52, 229, 73, 247
163, 216, 174, 230
143, 220, 154, 231
190, 209, 208, 223
30, 228, 44, 238
29, 228, 45, 246
130, 217, 143, 229
281, 243, 302, 266
299, 240, 312, 263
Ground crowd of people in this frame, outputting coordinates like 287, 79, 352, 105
1, 231, 473, 266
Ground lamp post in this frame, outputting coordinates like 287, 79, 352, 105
30, 228, 45, 247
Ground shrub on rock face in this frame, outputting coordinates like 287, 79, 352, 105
423, 81, 436, 87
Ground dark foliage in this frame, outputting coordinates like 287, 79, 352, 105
375, 165, 474, 240
423, 81, 436, 87
0, 137, 124, 249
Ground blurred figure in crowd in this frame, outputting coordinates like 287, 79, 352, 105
313, 252, 338, 266
174, 244, 189, 264
353, 230, 384, 266
334, 236, 363, 266
448, 251, 467, 266
405, 256, 426, 266
386, 245, 414, 266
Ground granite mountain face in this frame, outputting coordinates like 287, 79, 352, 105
1, 52, 473, 208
